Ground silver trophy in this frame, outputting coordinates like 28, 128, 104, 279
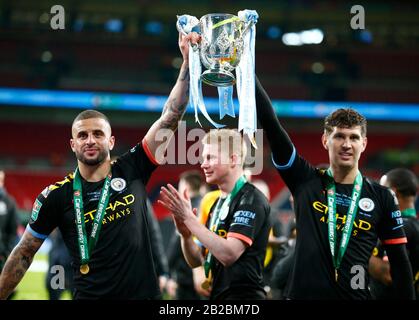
177, 13, 256, 87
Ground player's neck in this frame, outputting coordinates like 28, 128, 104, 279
219, 170, 244, 197
78, 160, 111, 182
188, 191, 201, 199
398, 197, 414, 212
330, 165, 359, 184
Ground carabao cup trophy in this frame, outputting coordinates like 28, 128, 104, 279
177, 10, 259, 147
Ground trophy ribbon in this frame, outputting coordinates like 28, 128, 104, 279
218, 86, 235, 119
236, 9, 258, 148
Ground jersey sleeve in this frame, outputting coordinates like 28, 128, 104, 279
27, 188, 59, 240
118, 140, 158, 185
272, 152, 318, 195
377, 189, 407, 246
227, 195, 269, 247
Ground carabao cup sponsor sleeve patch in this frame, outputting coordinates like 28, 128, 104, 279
27, 190, 59, 239
378, 188, 407, 245
227, 204, 265, 246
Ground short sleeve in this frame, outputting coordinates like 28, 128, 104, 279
377, 189, 407, 246
117, 141, 158, 185
27, 188, 59, 240
227, 201, 269, 247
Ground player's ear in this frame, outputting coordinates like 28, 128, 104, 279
361, 136, 367, 152
321, 133, 329, 151
109, 136, 115, 151
70, 139, 76, 152
230, 153, 239, 168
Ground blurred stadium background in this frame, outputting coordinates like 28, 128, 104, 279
0, 0, 418, 299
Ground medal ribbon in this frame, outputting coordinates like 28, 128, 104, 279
326, 169, 363, 278
73, 168, 112, 266
204, 175, 247, 278
401, 208, 416, 218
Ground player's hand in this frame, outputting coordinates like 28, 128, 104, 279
172, 214, 192, 238
178, 32, 201, 62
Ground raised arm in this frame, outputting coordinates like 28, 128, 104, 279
255, 76, 295, 166
0, 231, 44, 299
143, 32, 200, 164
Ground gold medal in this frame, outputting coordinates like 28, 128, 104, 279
201, 279, 211, 290
80, 264, 90, 275
335, 269, 338, 282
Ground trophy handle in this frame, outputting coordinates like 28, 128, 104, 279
241, 19, 256, 37
176, 17, 189, 36
237, 9, 258, 37
176, 15, 200, 51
